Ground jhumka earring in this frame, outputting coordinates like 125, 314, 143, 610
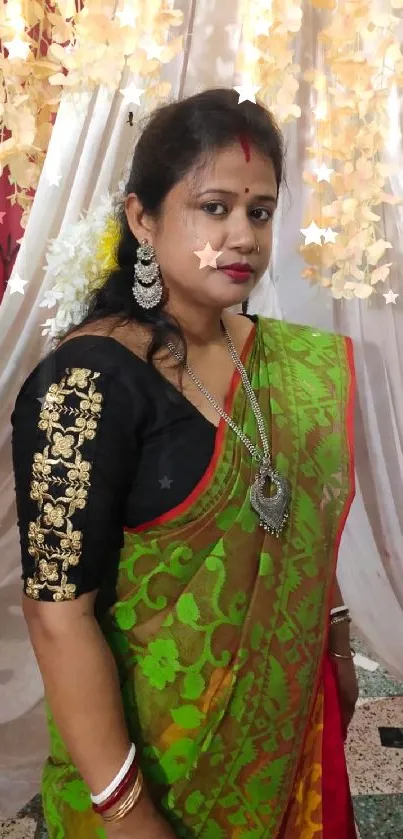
132, 240, 163, 309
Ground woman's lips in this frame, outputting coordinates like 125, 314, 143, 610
220, 266, 254, 282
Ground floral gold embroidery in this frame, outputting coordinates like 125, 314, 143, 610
25, 369, 103, 601
51, 431, 75, 459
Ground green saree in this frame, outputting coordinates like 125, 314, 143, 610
42, 316, 355, 838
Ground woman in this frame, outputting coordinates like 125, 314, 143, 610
12, 88, 358, 839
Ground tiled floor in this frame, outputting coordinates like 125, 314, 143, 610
1, 634, 402, 838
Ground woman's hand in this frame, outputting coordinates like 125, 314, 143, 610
105, 791, 177, 838
329, 620, 359, 738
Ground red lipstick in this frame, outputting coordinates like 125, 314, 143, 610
220, 262, 254, 282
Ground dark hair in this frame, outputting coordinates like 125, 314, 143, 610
67, 87, 284, 365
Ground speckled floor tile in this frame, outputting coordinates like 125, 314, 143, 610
352, 634, 403, 699
353, 794, 403, 838
0, 816, 37, 837
15, 795, 41, 822
346, 696, 403, 795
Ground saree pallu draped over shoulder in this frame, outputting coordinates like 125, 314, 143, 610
43, 317, 357, 839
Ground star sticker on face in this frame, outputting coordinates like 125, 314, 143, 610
234, 84, 261, 104
8, 273, 28, 295
383, 289, 399, 304
300, 222, 326, 246
194, 243, 223, 270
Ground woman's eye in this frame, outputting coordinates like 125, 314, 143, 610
251, 207, 273, 222
203, 202, 227, 215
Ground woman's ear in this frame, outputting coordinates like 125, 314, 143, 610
125, 194, 155, 244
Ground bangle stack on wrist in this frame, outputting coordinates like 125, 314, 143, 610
90, 743, 143, 823
329, 605, 351, 628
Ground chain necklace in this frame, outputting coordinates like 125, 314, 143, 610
166, 323, 291, 537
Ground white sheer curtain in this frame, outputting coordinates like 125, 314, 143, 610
1, 0, 402, 818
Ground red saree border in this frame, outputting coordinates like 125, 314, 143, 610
334, 336, 356, 560
322, 655, 358, 839
125, 320, 257, 534
276, 334, 357, 839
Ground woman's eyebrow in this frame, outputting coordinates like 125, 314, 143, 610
195, 188, 277, 204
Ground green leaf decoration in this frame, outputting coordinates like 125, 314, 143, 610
220, 791, 239, 808
251, 621, 264, 651
185, 790, 205, 815
281, 719, 294, 741
200, 819, 225, 839
177, 592, 200, 625
114, 601, 136, 631
266, 656, 289, 716
295, 586, 321, 630
60, 779, 90, 812
216, 505, 239, 530
171, 704, 203, 730
259, 552, 274, 578
182, 670, 205, 700
140, 638, 180, 690
228, 810, 247, 826
159, 737, 195, 784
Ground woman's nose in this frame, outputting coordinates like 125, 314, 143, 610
227, 212, 256, 252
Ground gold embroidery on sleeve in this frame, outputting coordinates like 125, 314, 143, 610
25, 369, 103, 601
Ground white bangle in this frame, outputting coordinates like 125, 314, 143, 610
330, 605, 349, 617
90, 743, 136, 805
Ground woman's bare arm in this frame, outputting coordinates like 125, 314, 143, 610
24, 592, 177, 837
23, 591, 132, 794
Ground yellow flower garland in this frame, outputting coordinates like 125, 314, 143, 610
86, 215, 121, 293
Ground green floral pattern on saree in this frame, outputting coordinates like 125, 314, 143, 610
42, 317, 355, 838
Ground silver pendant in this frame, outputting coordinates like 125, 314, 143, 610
250, 459, 291, 537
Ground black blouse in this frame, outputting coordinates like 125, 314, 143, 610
12, 317, 257, 609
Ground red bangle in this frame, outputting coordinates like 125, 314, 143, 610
92, 762, 139, 815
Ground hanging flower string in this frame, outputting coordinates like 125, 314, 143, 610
0, 0, 184, 226
300, 0, 402, 301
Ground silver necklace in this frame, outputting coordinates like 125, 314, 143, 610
166, 324, 291, 537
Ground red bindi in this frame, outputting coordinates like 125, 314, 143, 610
245, 187, 250, 193
239, 135, 251, 163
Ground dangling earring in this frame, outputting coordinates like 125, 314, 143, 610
132, 240, 163, 309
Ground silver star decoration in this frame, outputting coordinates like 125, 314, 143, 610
383, 290, 399, 304
116, 5, 138, 27
143, 41, 164, 61
47, 171, 62, 187
323, 227, 338, 244
119, 84, 145, 106
8, 273, 28, 295
4, 37, 30, 60
300, 221, 326, 246
234, 84, 261, 104
315, 164, 334, 183
159, 476, 173, 489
